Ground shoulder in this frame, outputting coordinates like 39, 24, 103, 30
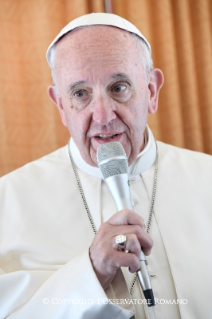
155, 142, 212, 202
154, 142, 212, 211
0, 146, 72, 186
157, 141, 212, 172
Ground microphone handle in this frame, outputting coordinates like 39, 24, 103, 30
105, 174, 155, 308
105, 174, 133, 211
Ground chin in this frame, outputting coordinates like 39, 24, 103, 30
76, 141, 98, 167
90, 153, 98, 167
82, 149, 98, 167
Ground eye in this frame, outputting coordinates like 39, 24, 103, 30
74, 90, 87, 98
112, 84, 127, 93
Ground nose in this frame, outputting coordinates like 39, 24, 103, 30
91, 94, 116, 125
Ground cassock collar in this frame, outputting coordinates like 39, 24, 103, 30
66, 126, 156, 179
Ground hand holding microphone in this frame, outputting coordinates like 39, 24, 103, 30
89, 209, 153, 290
89, 141, 155, 308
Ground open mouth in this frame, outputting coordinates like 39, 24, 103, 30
91, 133, 123, 147
96, 134, 119, 140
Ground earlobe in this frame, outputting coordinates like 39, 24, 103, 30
148, 69, 164, 114
47, 85, 67, 127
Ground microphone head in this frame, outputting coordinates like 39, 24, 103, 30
97, 142, 128, 179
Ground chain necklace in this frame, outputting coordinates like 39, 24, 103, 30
68, 139, 159, 296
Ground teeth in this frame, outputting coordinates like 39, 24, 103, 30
97, 134, 118, 139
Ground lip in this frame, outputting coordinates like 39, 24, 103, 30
91, 132, 124, 146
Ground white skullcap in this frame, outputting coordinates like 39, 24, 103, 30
46, 12, 151, 66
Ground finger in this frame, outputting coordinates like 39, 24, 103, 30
112, 251, 141, 273
136, 231, 154, 256
110, 224, 153, 254
107, 209, 145, 229
120, 233, 141, 259
113, 231, 153, 257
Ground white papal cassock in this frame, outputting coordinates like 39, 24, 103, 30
0, 127, 212, 319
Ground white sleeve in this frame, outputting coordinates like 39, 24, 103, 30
0, 251, 134, 319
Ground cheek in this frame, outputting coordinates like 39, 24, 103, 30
68, 117, 83, 140
66, 109, 91, 143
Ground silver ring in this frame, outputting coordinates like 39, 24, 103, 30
115, 235, 126, 249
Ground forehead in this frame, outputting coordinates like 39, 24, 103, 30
55, 26, 140, 66
56, 25, 135, 52
54, 26, 143, 84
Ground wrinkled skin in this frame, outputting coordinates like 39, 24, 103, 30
48, 26, 163, 289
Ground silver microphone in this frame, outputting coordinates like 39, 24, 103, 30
97, 141, 155, 308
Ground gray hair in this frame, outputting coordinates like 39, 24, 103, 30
49, 44, 58, 90
130, 33, 154, 79
48, 28, 153, 92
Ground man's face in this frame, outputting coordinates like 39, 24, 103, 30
49, 26, 163, 166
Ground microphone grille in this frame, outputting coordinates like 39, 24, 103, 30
97, 142, 128, 179
97, 141, 126, 162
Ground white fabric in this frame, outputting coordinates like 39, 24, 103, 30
46, 12, 151, 65
0, 129, 212, 318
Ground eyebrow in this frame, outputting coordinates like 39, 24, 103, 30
68, 81, 86, 92
112, 73, 129, 79
111, 73, 132, 82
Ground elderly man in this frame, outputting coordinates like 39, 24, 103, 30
0, 13, 211, 319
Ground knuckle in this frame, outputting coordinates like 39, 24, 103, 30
130, 233, 137, 242
130, 253, 139, 266
145, 234, 154, 249
133, 224, 142, 235
141, 221, 146, 230
129, 255, 140, 272
99, 222, 107, 232
113, 258, 121, 269
97, 223, 109, 239
139, 216, 145, 224
95, 232, 104, 243
125, 208, 134, 217
122, 209, 131, 220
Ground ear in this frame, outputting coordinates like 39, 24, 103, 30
47, 85, 67, 127
148, 69, 164, 114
